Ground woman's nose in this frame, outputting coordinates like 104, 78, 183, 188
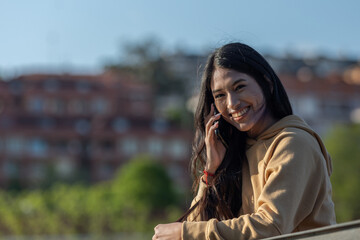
227, 93, 240, 110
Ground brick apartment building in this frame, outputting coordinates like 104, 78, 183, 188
0, 71, 193, 189
268, 56, 360, 136
1, 52, 359, 189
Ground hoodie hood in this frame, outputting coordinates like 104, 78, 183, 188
247, 115, 333, 176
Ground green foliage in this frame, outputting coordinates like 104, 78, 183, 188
106, 38, 187, 96
110, 155, 179, 232
113, 155, 177, 208
325, 123, 360, 222
105, 38, 195, 130
0, 155, 182, 236
165, 106, 194, 129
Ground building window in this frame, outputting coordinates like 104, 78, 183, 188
27, 97, 44, 113
296, 96, 318, 118
43, 79, 60, 92
55, 157, 75, 178
91, 98, 109, 115
151, 119, 168, 133
147, 138, 163, 156
119, 138, 139, 156
9, 81, 23, 94
27, 138, 48, 157
322, 100, 348, 118
6, 137, 24, 156
76, 81, 91, 93
45, 98, 65, 114
75, 119, 91, 135
168, 139, 187, 160
38, 117, 55, 130
2, 161, 19, 178
69, 99, 87, 114
100, 140, 114, 153
112, 117, 130, 133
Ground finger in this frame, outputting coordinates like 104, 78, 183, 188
205, 113, 221, 133
205, 115, 220, 137
206, 121, 219, 142
210, 121, 219, 135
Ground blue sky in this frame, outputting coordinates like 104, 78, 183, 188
1, 0, 360, 75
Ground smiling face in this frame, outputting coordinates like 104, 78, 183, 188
211, 66, 276, 138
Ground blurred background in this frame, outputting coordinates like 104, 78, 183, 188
0, 0, 360, 239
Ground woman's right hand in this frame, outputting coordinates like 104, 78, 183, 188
204, 104, 227, 174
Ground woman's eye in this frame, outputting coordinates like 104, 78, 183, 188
214, 93, 225, 99
235, 85, 244, 91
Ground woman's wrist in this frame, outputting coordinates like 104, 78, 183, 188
204, 164, 217, 175
202, 169, 215, 185
201, 175, 214, 186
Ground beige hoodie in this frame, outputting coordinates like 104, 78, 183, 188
182, 115, 336, 239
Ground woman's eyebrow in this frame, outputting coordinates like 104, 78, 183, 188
212, 88, 222, 94
232, 78, 246, 86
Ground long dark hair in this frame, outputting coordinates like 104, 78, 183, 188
178, 43, 293, 221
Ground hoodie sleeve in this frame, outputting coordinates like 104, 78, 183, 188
185, 179, 208, 222
182, 129, 334, 240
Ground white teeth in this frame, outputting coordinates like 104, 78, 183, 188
232, 107, 249, 118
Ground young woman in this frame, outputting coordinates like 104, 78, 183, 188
152, 43, 336, 240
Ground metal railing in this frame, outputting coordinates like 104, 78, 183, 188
264, 219, 360, 240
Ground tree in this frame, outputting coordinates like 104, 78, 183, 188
112, 155, 178, 211
110, 155, 181, 232
106, 37, 186, 96
0, 155, 182, 236
325, 123, 360, 222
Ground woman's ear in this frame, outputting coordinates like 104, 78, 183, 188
264, 75, 274, 94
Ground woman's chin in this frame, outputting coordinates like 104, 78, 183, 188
232, 122, 253, 133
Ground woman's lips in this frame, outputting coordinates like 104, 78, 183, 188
231, 106, 250, 121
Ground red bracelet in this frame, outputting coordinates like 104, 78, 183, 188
203, 170, 215, 185
203, 170, 215, 177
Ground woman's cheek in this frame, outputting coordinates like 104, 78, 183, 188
216, 99, 227, 112
252, 93, 266, 111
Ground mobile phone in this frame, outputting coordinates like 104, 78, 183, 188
214, 107, 221, 137
214, 107, 228, 148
